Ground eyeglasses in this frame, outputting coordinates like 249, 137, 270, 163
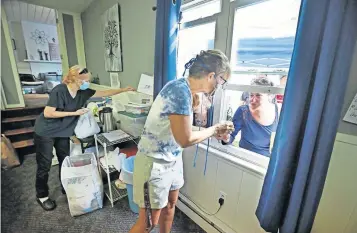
216, 75, 227, 86
79, 68, 89, 75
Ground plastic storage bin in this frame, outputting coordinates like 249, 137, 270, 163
122, 156, 139, 214
115, 111, 147, 137
124, 103, 151, 115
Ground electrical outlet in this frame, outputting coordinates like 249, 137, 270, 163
219, 191, 227, 200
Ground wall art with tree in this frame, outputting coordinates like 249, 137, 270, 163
102, 4, 123, 72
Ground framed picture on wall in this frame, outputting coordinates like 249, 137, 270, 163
102, 4, 123, 72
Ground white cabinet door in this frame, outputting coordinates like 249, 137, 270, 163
1, 7, 25, 109
56, 11, 86, 74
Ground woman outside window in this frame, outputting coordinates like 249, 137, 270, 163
223, 76, 278, 157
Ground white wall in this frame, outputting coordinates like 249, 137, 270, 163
81, 0, 156, 87
312, 134, 357, 233
21, 21, 59, 61
179, 133, 357, 233
312, 40, 357, 233
19, 21, 62, 76
180, 145, 267, 233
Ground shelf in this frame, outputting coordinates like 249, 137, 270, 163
24, 59, 61, 64
3, 127, 34, 136
2, 115, 38, 123
12, 139, 34, 149
99, 159, 118, 174
95, 132, 138, 147
104, 181, 128, 204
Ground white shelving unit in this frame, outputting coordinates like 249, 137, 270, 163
94, 133, 138, 207
24, 59, 61, 64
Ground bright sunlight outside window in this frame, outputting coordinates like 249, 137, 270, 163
177, 0, 301, 165
219, 0, 301, 158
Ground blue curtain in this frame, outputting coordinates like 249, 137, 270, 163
256, 0, 357, 232
153, 0, 182, 98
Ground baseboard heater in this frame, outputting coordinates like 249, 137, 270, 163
178, 195, 224, 233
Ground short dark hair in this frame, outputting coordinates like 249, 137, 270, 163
188, 50, 231, 79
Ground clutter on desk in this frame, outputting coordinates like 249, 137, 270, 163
61, 153, 104, 217
98, 147, 126, 173
114, 179, 126, 189
124, 102, 151, 115
111, 73, 153, 109
101, 129, 132, 143
116, 111, 147, 137
99, 107, 116, 133
137, 74, 154, 96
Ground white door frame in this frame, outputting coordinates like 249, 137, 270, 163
56, 10, 86, 75
1, 7, 25, 109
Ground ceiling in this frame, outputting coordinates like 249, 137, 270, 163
23, 0, 95, 13
3, 0, 57, 25
2, 0, 95, 15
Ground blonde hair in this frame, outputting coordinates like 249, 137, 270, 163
62, 65, 86, 84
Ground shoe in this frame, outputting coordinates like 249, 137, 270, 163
36, 198, 57, 211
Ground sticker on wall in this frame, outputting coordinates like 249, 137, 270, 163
30, 29, 49, 45
102, 4, 123, 72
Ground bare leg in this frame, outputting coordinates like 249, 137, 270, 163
159, 189, 179, 233
130, 208, 162, 233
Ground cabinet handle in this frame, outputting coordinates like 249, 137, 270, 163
11, 39, 16, 50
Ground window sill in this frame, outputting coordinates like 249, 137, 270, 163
192, 126, 269, 175
196, 141, 268, 177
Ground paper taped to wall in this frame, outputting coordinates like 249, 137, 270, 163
343, 93, 357, 125
137, 74, 154, 96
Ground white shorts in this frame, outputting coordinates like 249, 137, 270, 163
133, 154, 184, 209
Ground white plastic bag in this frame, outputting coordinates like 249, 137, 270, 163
61, 153, 103, 217
74, 112, 100, 139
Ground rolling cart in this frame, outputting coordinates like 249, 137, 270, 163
94, 132, 138, 207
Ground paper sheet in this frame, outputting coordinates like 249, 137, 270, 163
102, 130, 130, 142
343, 93, 357, 125
137, 74, 154, 96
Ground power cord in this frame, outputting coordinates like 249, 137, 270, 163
180, 193, 225, 216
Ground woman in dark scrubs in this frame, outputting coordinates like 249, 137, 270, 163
34, 65, 135, 211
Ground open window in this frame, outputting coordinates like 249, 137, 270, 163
211, 0, 300, 166
178, 0, 301, 166
177, 0, 220, 77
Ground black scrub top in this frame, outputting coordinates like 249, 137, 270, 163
34, 84, 96, 138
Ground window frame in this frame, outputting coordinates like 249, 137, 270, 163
180, 0, 296, 168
